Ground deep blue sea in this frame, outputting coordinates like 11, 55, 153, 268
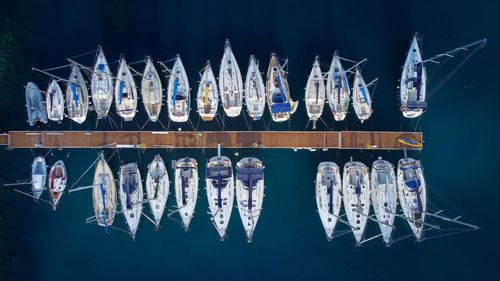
0, 0, 498, 280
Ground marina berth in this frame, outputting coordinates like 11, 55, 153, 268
326, 51, 350, 121
114, 57, 138, 121
66, 64, 89, 124
91, 46, 114, 119
175, 158, 199, 230
400, 33, 427, 118
266, 53, 298, 122
31, 156, 47, 200
315, 162, 342, 241
146, 155, 169, 229
92, 153, 117, 229
119, 163, 143, 240
219, 39, 243, 117
48, 160, 67, 210
196, 61, 218, 121
46, 79, 64, 122
167, 55, 190, 122
235, 157, 264, 242
25, 81, 48, 126
141, 56, 163, 122
305, 56, 326, 128
244, 55, 266, 120
352, 68, 373, 123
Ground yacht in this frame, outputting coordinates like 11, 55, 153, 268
305, 56, 325, 128
175, 158, 199, 230
219, 39, 243, 117
315, 162, 342, 241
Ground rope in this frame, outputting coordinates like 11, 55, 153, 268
68, 49, 97, 59
42, 64, 72, 72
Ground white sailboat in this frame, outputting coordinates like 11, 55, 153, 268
146, 155, 169, 229
400, 33, 427, 118
167, 55, 190, 122
114, 57, 138, 121
174, 157, 198, 230
326, 51, 350, 121
25, 82, 48, 126
397, 157, 426, 241
48, 160, 67, 210
66, 64, 89, 124
206, 146, 234, 241
197, 61, 218, 121
119, 163, 143, 240
315, 162, 342, 241
92, 152, 117, 229
244, 55, 266, 120
46, 79, 64, 122
219, 39, 243, 117
31, 156, 47, 200
141, 56, 163, 122
352, 68, 372, 123
266, 53, 298, 122
305, 56, 325, 128
235, 157, 264, 243
370, 157, 397, 246
342, 160, 370, 244
91, 46, 114, 119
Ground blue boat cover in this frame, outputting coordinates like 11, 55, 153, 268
405, 179, 421, 190
172, 78, 179, 106
119, 81, 124, 105
360, 88, 368, 104
98, 64, 105, 71
271, 103, 291, 113
71, 83, 79, 108
236, 167, 263, 189
407, 101, 427, 110
99, 183, 109, 233
122, 173, 137, 209
206, 166, 232, 179
272, 93, 287, 104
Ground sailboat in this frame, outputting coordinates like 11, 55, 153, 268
119, 163, 143, 240
167, 55, 190, 122
206, 146, 234, 241
114, 57, 138, 121
25, 82, 48, 126
48, 160, 67, 210
235, 157, 264, 243
370, 157, 397, 246
326, 51, 350, 121
397, 157, 426, 241
46, 79, 64, 122
266, 53, 298, 122
352, 68, 372, 123
141, 56, 163, 122
91, 46, 114, 119
146, 155, 169, 229
400, 33, 427, 118
305, 56, 325, 128
31, 156, 47, 200
196, 61, 218, 121
342, 160, 370, 244
244, 55, 266, 120
174, 157, 198, 230
66, 64, 89, 124
315, 162, 342, 241
219, 39, 243, 117
92, 152, 117, 230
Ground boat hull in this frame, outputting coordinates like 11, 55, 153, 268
66, 65, 89, 124
244, 56, 266, 120
31, 156, 47, 200
197, 62, 218, 121
305, 57, 325, 122
326, 53, 350, 121
167, 55, 190, 122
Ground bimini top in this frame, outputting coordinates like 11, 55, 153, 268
236, 167, 263, 189
122, 173, 138, 209
206, 166, 232, 179
271, 102, 292, 113
405, 179, 421, 190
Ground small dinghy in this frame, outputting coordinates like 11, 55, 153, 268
315, 162, 342, 241
196, 61, 218, 121
352, 69, 372, 123
206, 148, 234, 241
119, 163, 143, 240
244, 55, 266, 120
93, 153, 117, 229
400, 33, 427, 118
66, 64, 89, 124
91, 46, 114, 119
167, 55, 190, 122
266, 53, 298, 122
146, 155, 169, 229
305, 56, 325, 128
371, 157, 397, 246
326, 51, 350, 121
141, 56, 163, 122
397, 157, 426, 241
235, 157, 264, 243
114, 57, 138, 121
25, 82, 48, 126
31, 156, 47, 200
175, 158, 198, 230
48, 160, 67, 210
219, 39, 243, 117
342, 160, 370, 244
46, 79, 64, 122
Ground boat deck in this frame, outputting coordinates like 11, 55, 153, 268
0, 131, 422, 150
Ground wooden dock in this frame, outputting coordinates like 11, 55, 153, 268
0, 131, 422, 150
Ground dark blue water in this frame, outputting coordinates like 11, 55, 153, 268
0, 0, 498, 280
